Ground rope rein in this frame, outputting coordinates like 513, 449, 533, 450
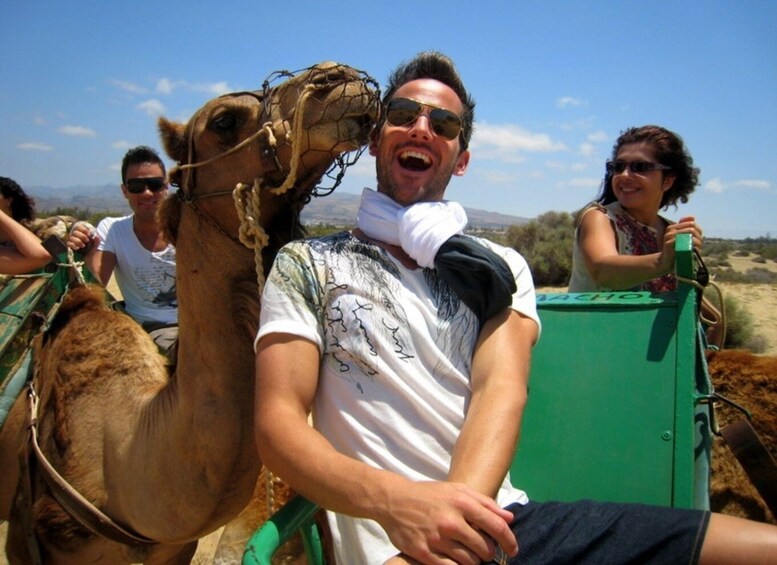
676, 248, 727, 348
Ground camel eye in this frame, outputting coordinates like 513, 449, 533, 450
211, 112, 238, 132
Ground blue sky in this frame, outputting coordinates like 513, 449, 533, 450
2, 1, 775, 238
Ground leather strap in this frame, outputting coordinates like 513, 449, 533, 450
19, 423, 44, 565
720, 418, 777, 518
24, 384, 157, 548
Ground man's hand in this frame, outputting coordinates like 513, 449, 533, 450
378, 481, 517, 565
66, 221, 98, 252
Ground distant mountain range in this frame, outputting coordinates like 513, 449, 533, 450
28, 185, 531, 230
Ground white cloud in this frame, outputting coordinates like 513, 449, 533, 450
545, 160, 567, 170
17, 142, 53, 151
110, 79, 148, 94
565, 177, 601, 188
58, 125, 97, 137
156, 78, 175, 95
192, 81, 231, 96
587, 130, 608, 143
704, 178, 725, 193
559, 116, 597, 131
482, 170, 519, 184
473, 122, 566, 163
732, 179, 771, 191
579, 142, 596, 157
703, 178, 772, 193
137, 99, 166, 116
557, 96, 585, 109
33, 116, 47, 126
112, 140, 132, 149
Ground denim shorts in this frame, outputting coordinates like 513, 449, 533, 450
490, 499, 710, 565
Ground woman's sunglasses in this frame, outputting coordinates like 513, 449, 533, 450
606, 160, 671, 175
385, 97, 463, 141
125, 177, 167, 194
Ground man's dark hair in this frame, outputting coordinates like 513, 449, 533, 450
382, 51, 475, 151
121, 146, 166, 184
0, 176, 36, 222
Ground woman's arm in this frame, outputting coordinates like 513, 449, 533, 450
0, 209, 52, 274
577, 210, 703, 290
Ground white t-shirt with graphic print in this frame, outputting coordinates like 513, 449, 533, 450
95, 215, 177, 325
257, 232, 540, 564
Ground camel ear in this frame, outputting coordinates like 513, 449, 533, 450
158, 116, 187, 163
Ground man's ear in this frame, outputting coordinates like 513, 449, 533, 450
453, 150, 470, 177
663, 174, 676, 191
368, 128, 380, 156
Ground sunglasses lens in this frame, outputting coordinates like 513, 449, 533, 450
609, 161, 651, 174
127, 178, 166, 194
386, 98, 422, 127
429, 108, 462, 140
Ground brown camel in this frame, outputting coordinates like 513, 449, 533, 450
0, 61, 379, 564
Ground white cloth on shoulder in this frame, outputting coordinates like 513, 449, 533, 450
355, 187, 468, 268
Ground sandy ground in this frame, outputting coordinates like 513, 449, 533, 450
3, 256, 775, 563
714, 254, 777, 355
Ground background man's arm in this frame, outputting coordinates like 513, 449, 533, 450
85, 248, 116, 286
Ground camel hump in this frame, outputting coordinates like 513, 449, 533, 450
47, 284, 112, 337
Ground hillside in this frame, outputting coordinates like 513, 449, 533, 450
28, 185, 531, 230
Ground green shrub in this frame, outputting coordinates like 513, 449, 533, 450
704, 291, 766, 353
305, 223, 350, 238
505, 211, 575, 286
40, 207, 124, 227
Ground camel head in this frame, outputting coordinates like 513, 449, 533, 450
157, 62, 380, 267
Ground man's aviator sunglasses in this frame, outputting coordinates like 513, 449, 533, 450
385, 98, 463, 141
606, 160, 671, 175
125, 177, 167, 194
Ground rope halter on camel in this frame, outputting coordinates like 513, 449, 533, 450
172, 63, 380, 291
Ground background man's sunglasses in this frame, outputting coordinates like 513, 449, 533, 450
125, 177, 167, 194
606, 160, 671, 175
385, 97, 462, 140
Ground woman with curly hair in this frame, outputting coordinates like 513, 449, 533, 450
0, 176, 52, 274
568, 125, 703, 292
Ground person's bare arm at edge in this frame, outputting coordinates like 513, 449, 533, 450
255, 333, 516, 565
578, 209, 703, 290
85, 247, 116, 287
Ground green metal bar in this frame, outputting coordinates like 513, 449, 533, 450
671, 233, 709, 508
0, 248, 86, 431
0, 349, 31, 429
242, 495, 323, 565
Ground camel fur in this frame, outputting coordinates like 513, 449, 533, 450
707, 349, 777, 524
